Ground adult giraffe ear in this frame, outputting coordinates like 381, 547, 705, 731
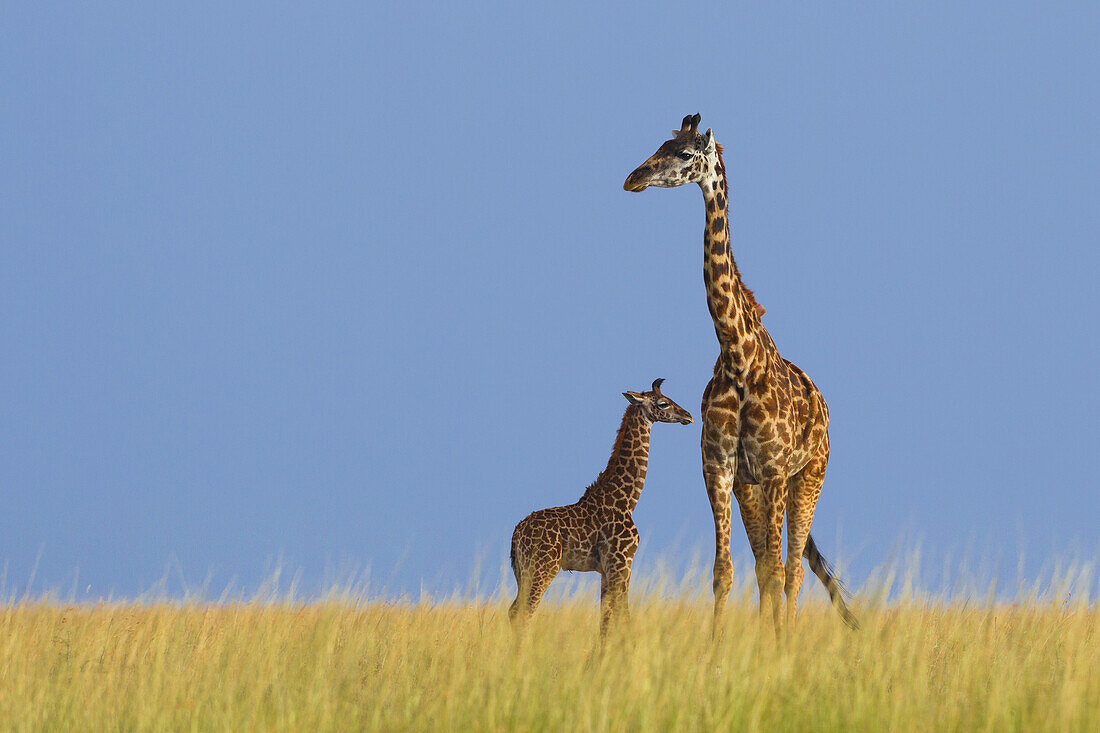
703, 128, 716, 155
622, 391, 645, 405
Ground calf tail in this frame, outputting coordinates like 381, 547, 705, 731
804, 533, 860, 630
508, 529, 524, 624
509, 538, 518, 582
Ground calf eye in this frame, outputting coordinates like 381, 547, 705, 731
657, 402, 670, 408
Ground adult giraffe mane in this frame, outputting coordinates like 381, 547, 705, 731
712, 141, 766, 320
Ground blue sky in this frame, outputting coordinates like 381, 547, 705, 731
3, 3, 1098, 600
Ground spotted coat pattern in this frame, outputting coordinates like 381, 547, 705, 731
625, 114, 858, 633
509, 382, 693, 638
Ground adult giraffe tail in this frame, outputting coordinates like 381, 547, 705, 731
803, 534, 860, 629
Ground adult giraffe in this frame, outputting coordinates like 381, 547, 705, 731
624, 114, 857, 634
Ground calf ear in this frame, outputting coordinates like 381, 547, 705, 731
622, 391, 644, 405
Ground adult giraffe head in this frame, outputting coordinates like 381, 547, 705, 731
623, 113, 720, 192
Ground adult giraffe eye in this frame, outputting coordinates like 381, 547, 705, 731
676, 152, 693, 161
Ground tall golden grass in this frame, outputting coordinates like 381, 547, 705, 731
1, 564, 1096, 731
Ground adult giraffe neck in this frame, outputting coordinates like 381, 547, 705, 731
698, 148, 761, 375
581, 405, 651, 514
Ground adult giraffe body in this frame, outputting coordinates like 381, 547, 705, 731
624, 114, 857, 633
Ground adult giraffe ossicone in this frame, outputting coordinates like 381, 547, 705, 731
624, 113, 858, 634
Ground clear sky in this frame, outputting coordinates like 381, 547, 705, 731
3, 3, 1098, 600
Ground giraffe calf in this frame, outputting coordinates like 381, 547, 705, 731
509, 379, 693, 638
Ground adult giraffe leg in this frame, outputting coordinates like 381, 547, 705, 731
731, 480, 768, 562
703, 462, 736, 636
731, 478, 769, 623
756, 475, 788, 637
784, 452, 827, 630
795, 452, 860, 630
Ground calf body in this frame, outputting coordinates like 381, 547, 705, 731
509, 380, 692, 637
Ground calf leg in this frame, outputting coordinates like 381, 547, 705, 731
599, 560, 633, 640
598, 521, 639, 640
509, 545, 561, 632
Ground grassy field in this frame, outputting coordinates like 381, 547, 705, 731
1, 573, 1097, 732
